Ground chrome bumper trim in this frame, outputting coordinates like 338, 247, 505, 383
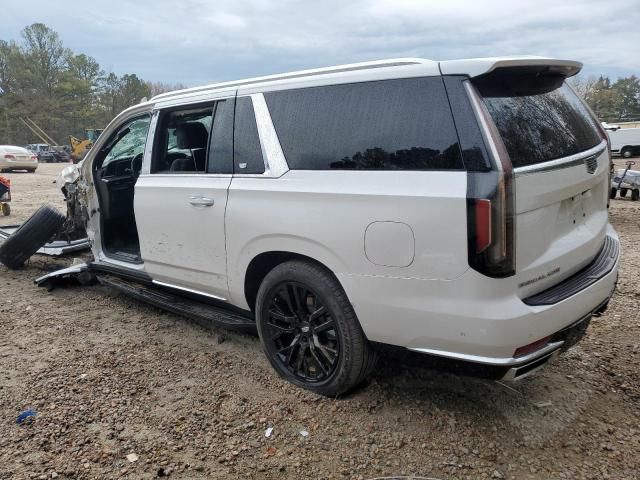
501, 349, 561, 381
408, 340, 565, 367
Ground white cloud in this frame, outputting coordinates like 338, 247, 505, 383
1, 0, 638, 84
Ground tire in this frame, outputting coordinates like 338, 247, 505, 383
0, 204, 65, 269
1, 203, 9, 216
621, 147, 633, 159
632, 189, 640, 201
255, 260, 377, 396
620, 188, 628, 198
610, 187, 617, 199
28, 169, 36, 173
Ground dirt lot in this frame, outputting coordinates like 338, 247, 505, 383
1, 163, 639, 480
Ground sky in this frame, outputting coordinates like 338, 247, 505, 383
1, 0, 639, 87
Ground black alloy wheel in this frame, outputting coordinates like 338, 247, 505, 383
255, 260, 377, 396
263, 282, 339, 382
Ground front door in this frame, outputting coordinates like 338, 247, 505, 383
134, 96, 235, 300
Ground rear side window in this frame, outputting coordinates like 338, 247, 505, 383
476, 79, 601, 168
208, 98, 234, 174
234, 97, 265, 174
264, 77, 463, 170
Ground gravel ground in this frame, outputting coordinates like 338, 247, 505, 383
1, 162, 639, 480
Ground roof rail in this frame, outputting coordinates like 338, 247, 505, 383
151, 58, 429, 101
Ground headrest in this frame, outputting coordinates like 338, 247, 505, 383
175, 122, 208, 150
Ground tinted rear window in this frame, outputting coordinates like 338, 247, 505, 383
265, 77, 462, 170
477, 81, 601, 168
234, 97, 265, 174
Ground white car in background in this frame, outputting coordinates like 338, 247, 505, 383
0, 145, 38, 173
1, 56, 621, 396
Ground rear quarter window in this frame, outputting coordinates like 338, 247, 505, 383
264, 77, 463, 170
476, 80, 601, 168
234, 97, 265, 174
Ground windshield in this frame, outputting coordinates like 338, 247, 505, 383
103, 118, 151, 167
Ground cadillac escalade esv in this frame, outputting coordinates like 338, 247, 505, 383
7, 57, 619, 395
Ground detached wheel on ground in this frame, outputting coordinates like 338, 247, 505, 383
0, 204, 65, 269
255, 260, 377, 396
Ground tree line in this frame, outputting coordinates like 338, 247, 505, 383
1, 23, 638, 147
0, 23, 184, 146
573, 74, 640, 123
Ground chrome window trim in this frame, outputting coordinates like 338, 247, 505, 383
513, 140, 607, 176
239, 93, 289, 178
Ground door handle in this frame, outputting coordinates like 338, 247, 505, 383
189, 195, 215, 207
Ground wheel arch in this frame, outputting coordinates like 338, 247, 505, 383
243, 250, 345, 313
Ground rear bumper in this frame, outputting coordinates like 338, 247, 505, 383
342, 225, 620, 370
501, 297, 607, 381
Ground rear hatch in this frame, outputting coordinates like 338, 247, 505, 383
472, 68, 610, 298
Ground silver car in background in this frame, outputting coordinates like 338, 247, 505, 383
0, 145, 38, 173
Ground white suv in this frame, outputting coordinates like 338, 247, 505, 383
32, 57, 619, 395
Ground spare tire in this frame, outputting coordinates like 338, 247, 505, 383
0, 204, 65, 269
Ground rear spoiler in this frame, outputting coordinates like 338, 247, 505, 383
439, 57, 582, 78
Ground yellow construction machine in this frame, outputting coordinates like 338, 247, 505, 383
69, 129, 104, 162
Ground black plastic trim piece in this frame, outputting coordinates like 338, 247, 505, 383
96, 273, 256, 332
524, 235, 619, 306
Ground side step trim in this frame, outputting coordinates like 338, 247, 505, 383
96, 273, 256, 333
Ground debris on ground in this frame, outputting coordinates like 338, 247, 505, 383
15, 409, 37, 425
126, 453, 139, 463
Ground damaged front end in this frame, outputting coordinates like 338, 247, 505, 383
57, 164, 91, 244
0, 163, 91, 256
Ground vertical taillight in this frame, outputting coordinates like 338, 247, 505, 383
474, 199, 492, 252
465, 81, 516, 278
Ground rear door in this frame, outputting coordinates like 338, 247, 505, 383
472, 72, 610, 297
134, 96, 235, 300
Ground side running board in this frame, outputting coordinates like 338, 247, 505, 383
35, 263, 256, 332
95, 274, 256, 333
